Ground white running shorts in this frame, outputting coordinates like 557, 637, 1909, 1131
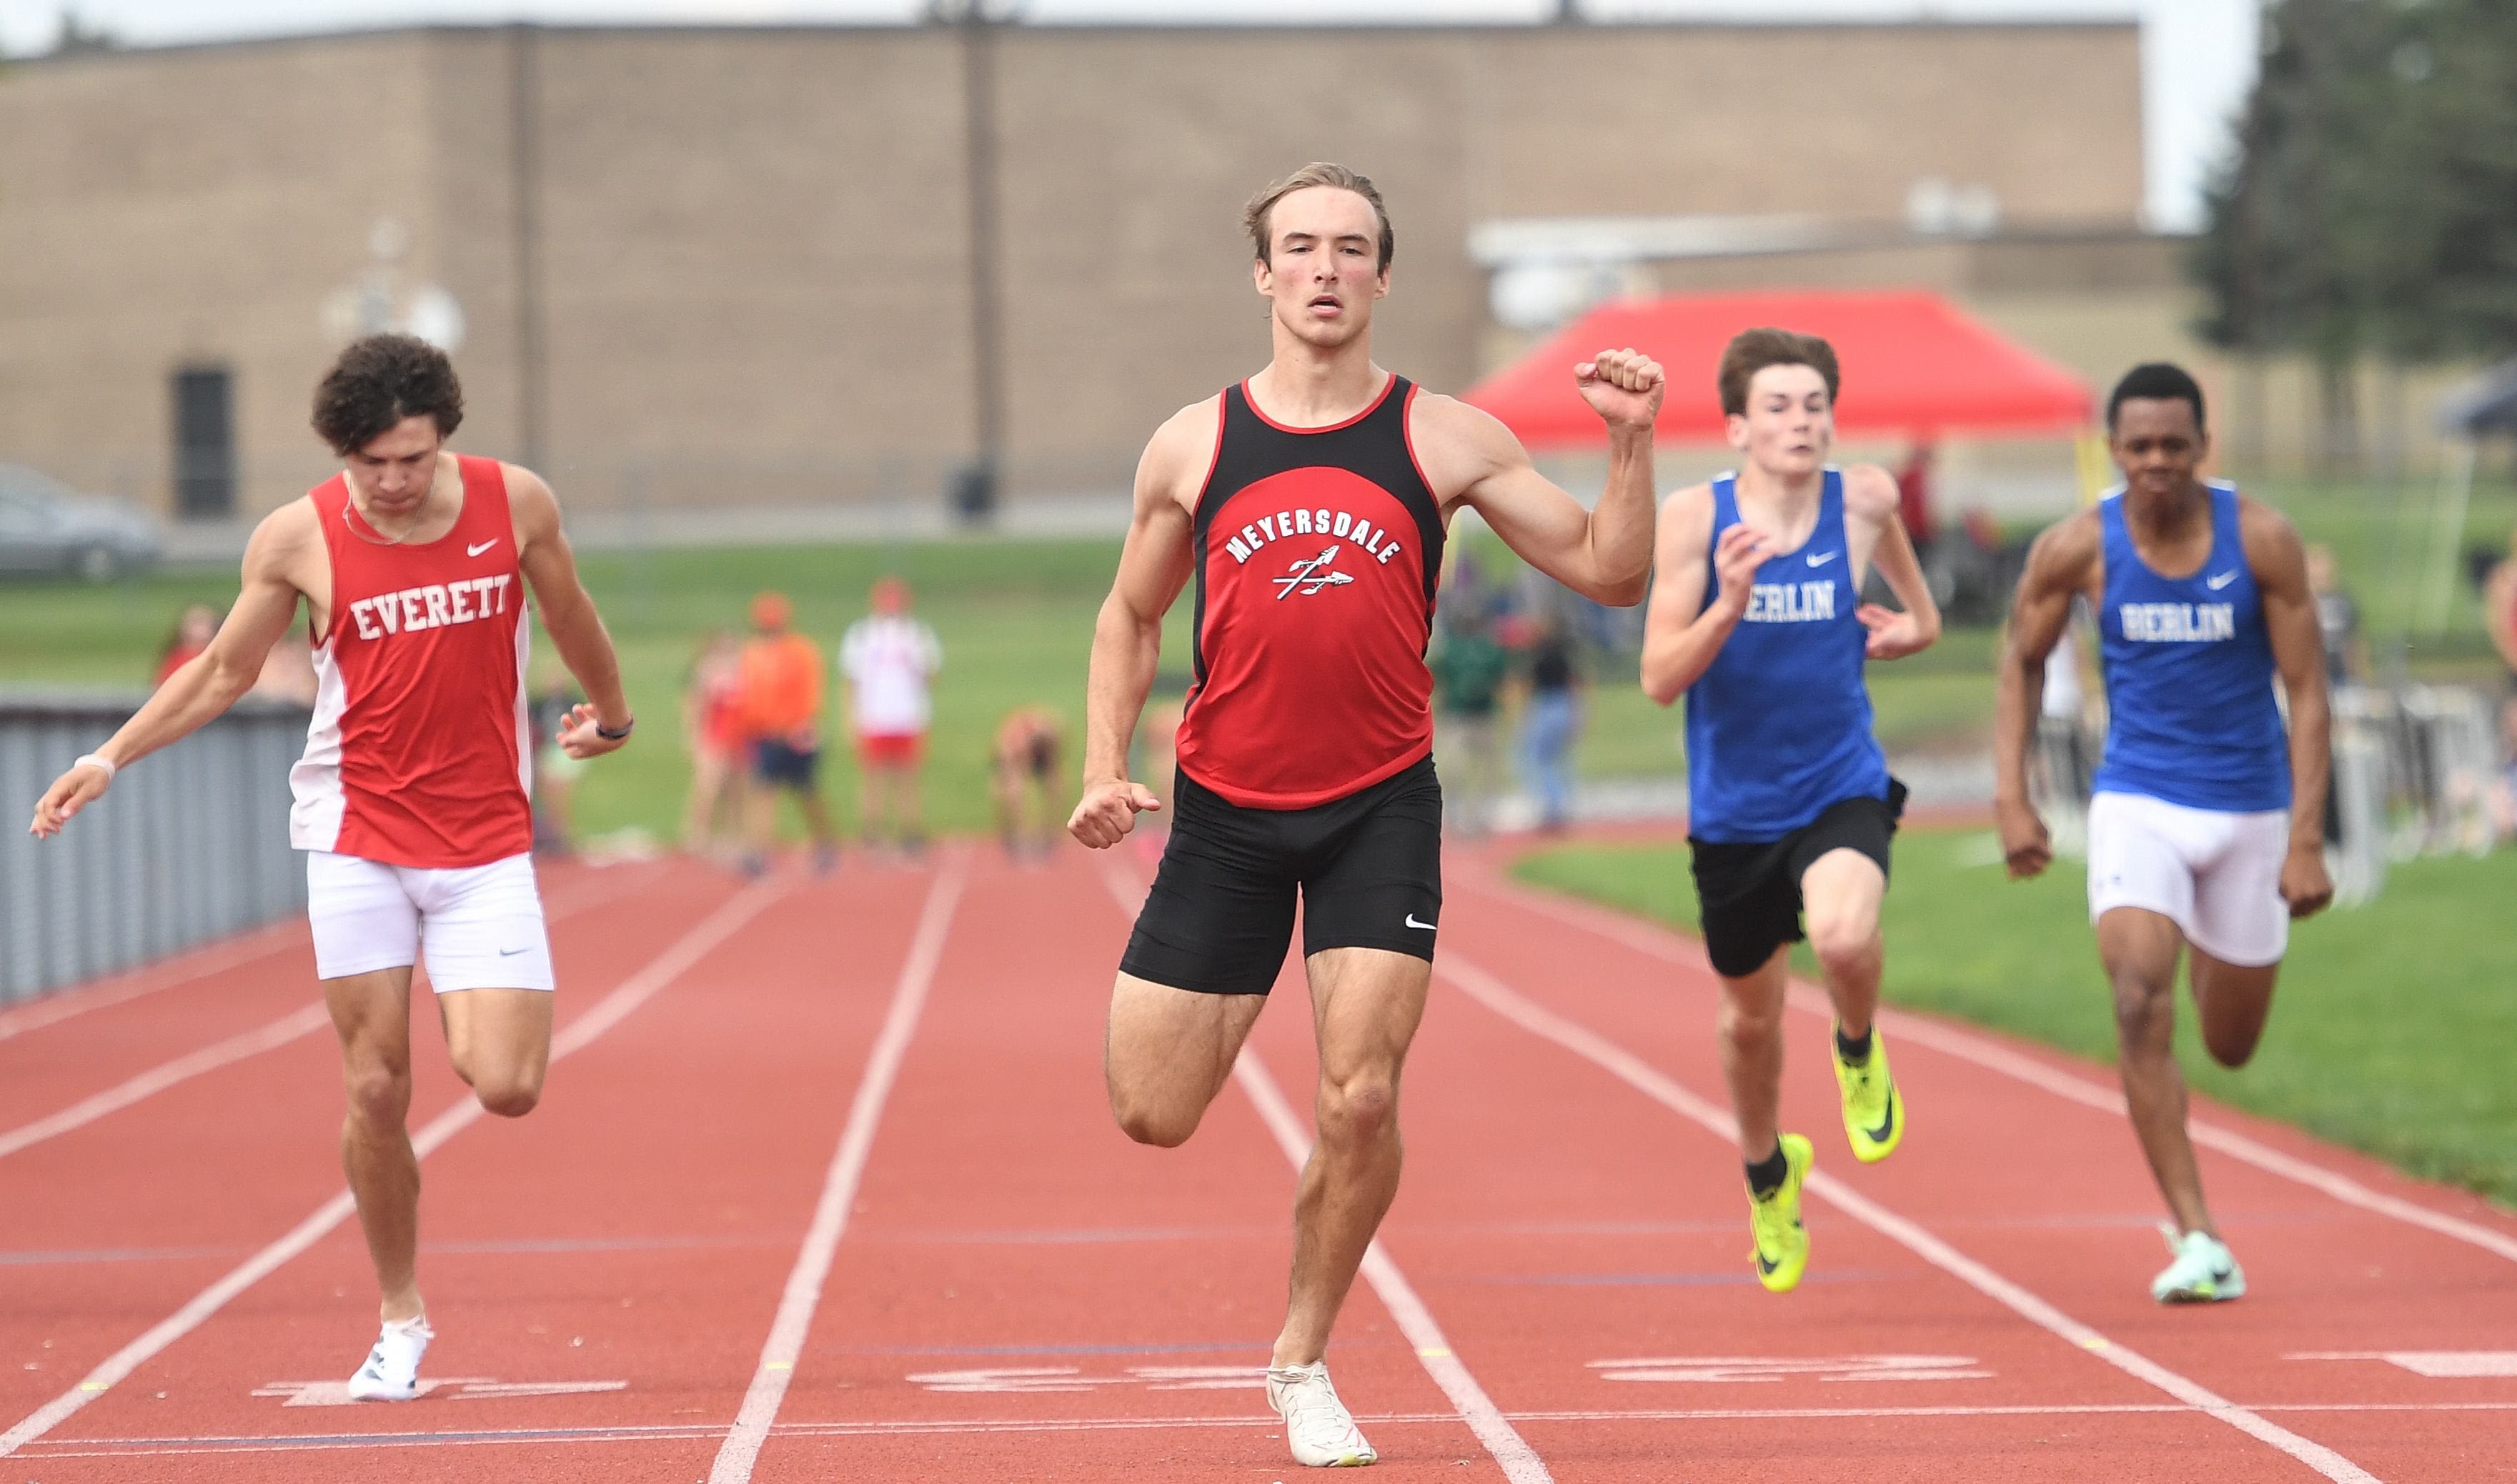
2085, 790, 2290, 967
307, 850, 555, 992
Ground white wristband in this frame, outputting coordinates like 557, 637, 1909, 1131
74, 753, 117, 782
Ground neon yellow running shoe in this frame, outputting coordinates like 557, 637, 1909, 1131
1747, 1132, 1814, 1293
1833, 1025, 1905, 1164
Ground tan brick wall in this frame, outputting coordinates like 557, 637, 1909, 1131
0, 34, 440, 509
0, 21, 2144, 521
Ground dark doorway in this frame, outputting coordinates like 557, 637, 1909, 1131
171, 364, 237, 520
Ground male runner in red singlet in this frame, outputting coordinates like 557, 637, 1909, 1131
1068, 163, 1663, 1469
30, 334, 633, 1403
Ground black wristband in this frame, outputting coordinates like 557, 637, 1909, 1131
595, 716, 635, 741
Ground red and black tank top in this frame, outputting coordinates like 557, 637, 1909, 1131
1173, 374, 1445, 809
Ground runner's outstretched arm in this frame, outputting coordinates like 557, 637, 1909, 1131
1991, 514, 2098, 880
1844, 465, 1941, 660
510, 467, 631, 760
29, 506, 312, 837
1429, 349, 1663, 607
1640, 484, 1769, 704
1069, 404, 1203, 849
2244, 499, 2334, 917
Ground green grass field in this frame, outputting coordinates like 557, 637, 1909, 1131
0, 471, 2506, 841
1511, 832, 2517, 1208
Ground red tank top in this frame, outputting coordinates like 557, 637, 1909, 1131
1173, 375, 1445, 808
289, 456, 534, 867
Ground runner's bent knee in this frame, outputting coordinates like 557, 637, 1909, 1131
342, 1059, 412, 1126
1316, 1070, 1398, 1148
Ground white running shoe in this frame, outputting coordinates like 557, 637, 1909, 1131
1266, 1361, 1377, 1468
2151, 1225, 2245, 1304
346, 1315, 435, 1401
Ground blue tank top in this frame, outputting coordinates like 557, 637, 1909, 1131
1684, 469, 1891, 842
2090, 480, 2290, 812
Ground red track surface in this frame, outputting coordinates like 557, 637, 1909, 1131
4, 845, 2514, 1481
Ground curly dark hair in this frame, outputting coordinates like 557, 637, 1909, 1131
311, 334, 465, 455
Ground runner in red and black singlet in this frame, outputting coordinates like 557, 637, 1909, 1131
31, 334, 633, 1406
1177, 372, 1445, 807
1065, 163, 1666, 1470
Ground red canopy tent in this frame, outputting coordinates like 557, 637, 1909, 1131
1462, 289, 2093, 450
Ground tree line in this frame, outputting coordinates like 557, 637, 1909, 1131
2191, 0, 2517, 465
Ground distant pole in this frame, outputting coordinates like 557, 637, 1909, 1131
1553, 0, 1583, 21
958, 6, 1006, 523
510, 23, 547, 471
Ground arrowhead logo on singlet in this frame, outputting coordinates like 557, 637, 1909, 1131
1274, 545, 1356, 599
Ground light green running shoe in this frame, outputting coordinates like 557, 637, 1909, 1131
1748, 1132, 1814, 1293
1832, 1024, 1905, 1164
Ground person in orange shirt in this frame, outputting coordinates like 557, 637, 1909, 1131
738, 592, 837, 875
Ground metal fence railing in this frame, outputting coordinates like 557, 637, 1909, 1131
0, 694, 309, 1005
2029, 682, 2506, 907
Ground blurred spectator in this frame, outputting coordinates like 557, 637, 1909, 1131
529, 670, 586, 857
738, 591, 838, 875
1895, 444, 1936, 547
2304, 543, 2366, 689
2486, 529, 2517, 687
682, 630, 747, 858
154, 602, 220, 685
840, 577, 941, 858
251, 626, 319, 706
1518, 625, 1584, 832
2494, 695, 2517, 845
991, 704, 1065, 862
1428, 607, 1509, 836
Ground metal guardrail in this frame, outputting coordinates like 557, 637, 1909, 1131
0, 694, 309, 1005
2031, 682, 2506, 907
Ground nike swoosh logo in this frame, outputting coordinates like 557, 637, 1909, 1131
1866, 1094, 1897, 1146
1404, 914, 1436, 930
1755, 1252, 1782, 1276
2205, 570, 2237, 589
1805, 551, 1840, 567
468, 540, 500, 557
498, 946, 529, 957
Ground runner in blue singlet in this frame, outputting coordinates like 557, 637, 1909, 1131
1639, 328, 1942, 1294
1994, 362, 2333, 1305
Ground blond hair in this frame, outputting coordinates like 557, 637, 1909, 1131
1242, 163, 1394, 272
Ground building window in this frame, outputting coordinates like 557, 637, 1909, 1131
171, 364, 237, 520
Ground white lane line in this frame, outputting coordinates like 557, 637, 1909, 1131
706, 865, 965, 1484
0, 1004, 332, 1161
28, 1398, 2517, 1458
0, 925, 305, 1045
0, 862, 662, 1047
1440, 950, 2383, 1484
1093, 857, 1553, 1484
0, 879, 785, 1460
1472, 872, 2517, 1266
0, 865, 666, 1164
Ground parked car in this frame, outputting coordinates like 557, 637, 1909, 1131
0, 464, 162, 580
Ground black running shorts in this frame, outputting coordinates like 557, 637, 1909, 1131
1688, 779, 1907, 980
1121, 758, 1443, 995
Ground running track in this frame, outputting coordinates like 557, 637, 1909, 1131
4, 844, 2514, 1480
